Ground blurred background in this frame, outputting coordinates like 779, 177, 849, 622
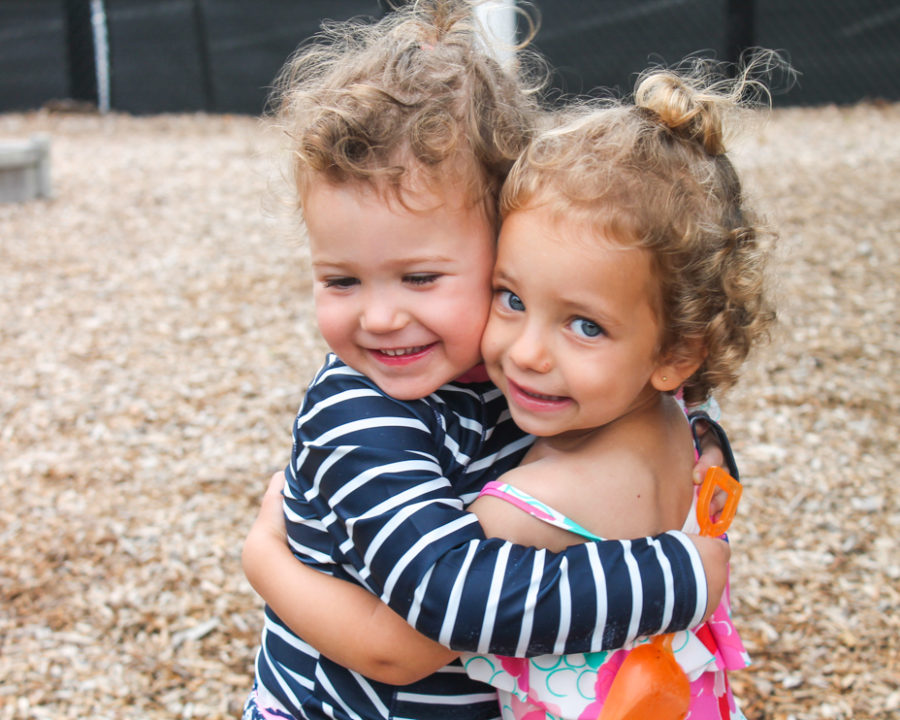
2, 0, 899, 115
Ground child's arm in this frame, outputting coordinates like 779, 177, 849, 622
242, 474, 456, 684
286, 361, 728, 656
246, 480, 725, 685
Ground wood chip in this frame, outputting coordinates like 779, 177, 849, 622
1, 103, 898, 718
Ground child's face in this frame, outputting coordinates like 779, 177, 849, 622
482, 204, 671, 439
304, 178, 495, 400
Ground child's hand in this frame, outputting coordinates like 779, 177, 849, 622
242, 472, 289, 591
242, 472, 457, 682
255, 472, 288, 543
692, 420, 727, 518
687, 534, 731, 622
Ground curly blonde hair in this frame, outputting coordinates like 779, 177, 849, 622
501, 57, 777, 403
271, 0, 543, 220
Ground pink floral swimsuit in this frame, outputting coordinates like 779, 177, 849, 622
462, 481, 750, 720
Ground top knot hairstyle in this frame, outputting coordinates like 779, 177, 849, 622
271, 0, 545, 219
501, 54, 781, 404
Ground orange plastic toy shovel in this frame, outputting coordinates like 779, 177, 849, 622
597, 466, 742, 720
696, 466, 742, 537
596, 633, 690, 720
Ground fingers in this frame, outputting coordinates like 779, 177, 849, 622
692, 456, 711, 485
266, 470, 286, 496
688, 534, 731, 622
693, 426, 726, 485
708, 486, 727, 518
252, 471, 288, 541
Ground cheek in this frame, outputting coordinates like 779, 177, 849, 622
461, 264, 493, 307
480, 320, 511, 388
314, 299, 351, 350
465, 242, 497, 313
448, 274, 493, 348
449, 307, 490, 365
470, 288, 493, 331
480, 316, 505, 365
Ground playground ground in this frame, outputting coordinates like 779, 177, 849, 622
1, 101, 897, 719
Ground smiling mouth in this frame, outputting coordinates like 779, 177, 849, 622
508, 379, 568, 403
368, 344, 437, 365
518, 386, 566, 401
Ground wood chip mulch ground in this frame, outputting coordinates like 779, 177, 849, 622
1, 102, 897, 719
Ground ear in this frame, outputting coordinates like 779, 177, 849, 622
651, 344, 706, 393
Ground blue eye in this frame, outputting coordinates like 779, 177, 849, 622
499, 290, 525, 312
571, 317, 604, 338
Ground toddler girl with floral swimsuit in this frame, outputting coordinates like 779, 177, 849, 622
457, 59, 775, 719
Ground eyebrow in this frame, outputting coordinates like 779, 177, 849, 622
313, 254, 456, 269
310, 260, 346, 271
392, 254, 456, 265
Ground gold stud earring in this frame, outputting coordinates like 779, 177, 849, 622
662, 376, 668, 382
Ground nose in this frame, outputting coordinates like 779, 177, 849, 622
507, 322, 553, 374
359, 290, 408, 334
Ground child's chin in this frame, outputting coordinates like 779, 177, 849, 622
379, 375, 451, 401
508, 413, 558, 437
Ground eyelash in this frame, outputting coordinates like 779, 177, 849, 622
322, 274, 440, 289
323, 277, 359, 289
404, 273, 440, 286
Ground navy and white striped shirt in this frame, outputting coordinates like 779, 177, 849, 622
251, 355, 707, 720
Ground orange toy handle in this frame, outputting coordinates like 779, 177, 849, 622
696, 466, 742, 537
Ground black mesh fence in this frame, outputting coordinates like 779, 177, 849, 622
101, 0, 383, 114
756, 0, 900, 105
0, 0, 70, 111
1, 0, 898, 114
0, 0, 384, 114
530, 0, 732, 100
533, 0, 900, 106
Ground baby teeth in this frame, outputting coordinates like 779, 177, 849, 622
381, 346, 427, 357
520, 386, 563, 401
529, 390, 559, 400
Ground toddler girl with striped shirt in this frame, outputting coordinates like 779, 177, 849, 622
241, 3, 734, 719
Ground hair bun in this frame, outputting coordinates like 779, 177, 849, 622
633, 51, 786, 156
634, 70, 726, 155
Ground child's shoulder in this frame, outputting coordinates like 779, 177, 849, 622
507, 408, 695, 538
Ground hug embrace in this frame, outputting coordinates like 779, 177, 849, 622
240, 2, 776, 719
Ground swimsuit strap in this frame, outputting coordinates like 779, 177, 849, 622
480, 480, 702, 537
478, 480, 606, 541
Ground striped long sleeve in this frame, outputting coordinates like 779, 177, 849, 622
283, 358, 707, 656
